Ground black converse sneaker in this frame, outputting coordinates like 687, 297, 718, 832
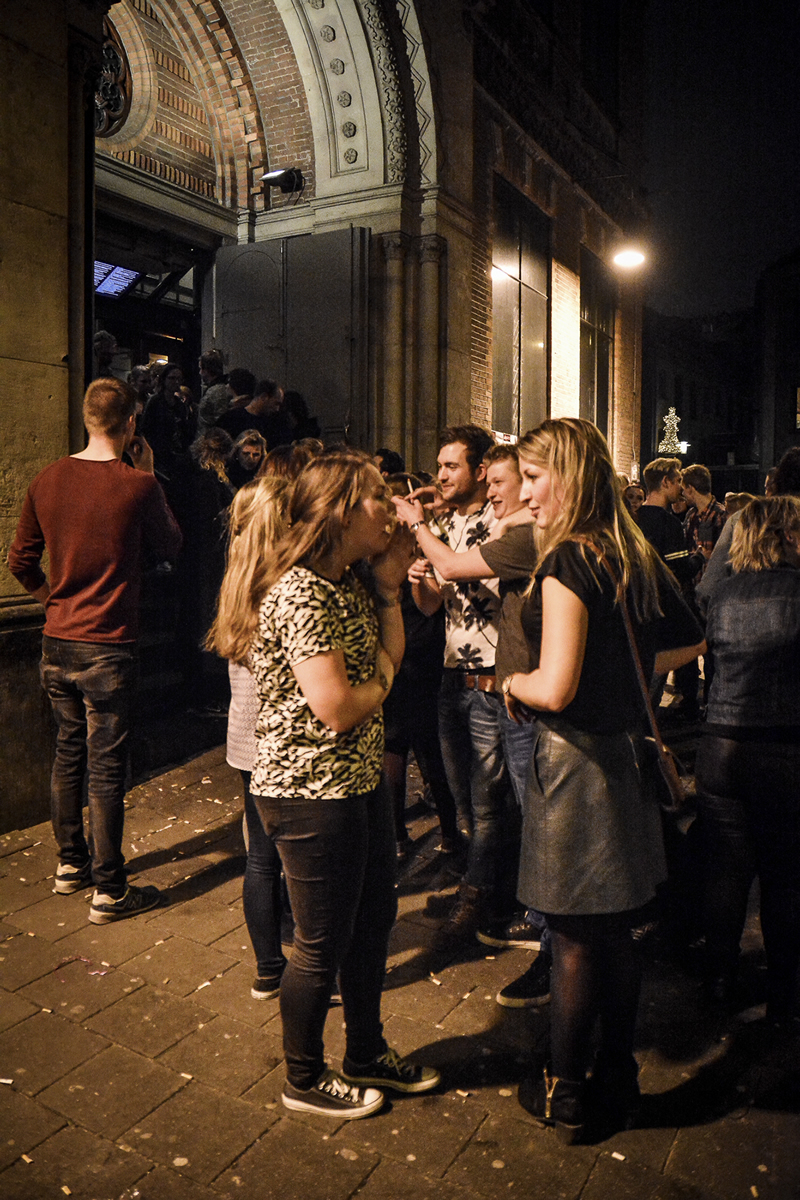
282, 1068, 384, 1118
342, 1045, 441, 1094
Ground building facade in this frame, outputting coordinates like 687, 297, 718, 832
1, 0, 647, 829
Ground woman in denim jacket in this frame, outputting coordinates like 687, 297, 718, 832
695, 496, 800, 1025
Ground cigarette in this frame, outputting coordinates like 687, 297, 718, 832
407, 479, 414, 494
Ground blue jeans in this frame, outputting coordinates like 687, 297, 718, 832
498, 707, 550, 954
253, 784, 397, 1089
438, 671, 516, 903
40, 635, 137, 897
241, 772, 287, 982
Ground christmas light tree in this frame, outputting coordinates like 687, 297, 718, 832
658, 406, 682, 455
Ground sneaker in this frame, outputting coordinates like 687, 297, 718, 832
282, 1068, 384, 1119
424, 890, 458, 918
54, 861, 92, 894
477, 917, 541, 951
251, 976, 282, 1000
434, 883, 488, 947
88, 884, 161, 925
342, 1045, 441, 1094
496, 953, 551, 1008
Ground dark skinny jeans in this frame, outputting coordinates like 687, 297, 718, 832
695, 734, 800, 1011
241, 772, 287, 983
253, 783, 397, 1090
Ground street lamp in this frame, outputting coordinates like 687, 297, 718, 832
613, 248, 646, 269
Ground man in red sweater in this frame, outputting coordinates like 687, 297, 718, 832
8, 378, 182, 923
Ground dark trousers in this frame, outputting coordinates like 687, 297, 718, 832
40, 635, 137, 897
241, 772, 287, 982
695, 735, 800, 1012
253, 784, 397, 1089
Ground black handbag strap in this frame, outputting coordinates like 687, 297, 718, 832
618, 593, 670, 755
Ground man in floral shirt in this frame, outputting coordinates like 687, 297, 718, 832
410, 425, 516, 943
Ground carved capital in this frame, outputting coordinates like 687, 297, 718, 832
419, 235, 446, 266
382, 233, 408, 263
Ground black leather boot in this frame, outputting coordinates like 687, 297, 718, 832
586, 1050, 640, 1133
518, 1065, 585, 1144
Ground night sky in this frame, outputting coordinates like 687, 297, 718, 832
643, 0, 800, 318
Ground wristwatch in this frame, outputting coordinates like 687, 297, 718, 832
501, 674, 515, 697
409, 520, 422, 533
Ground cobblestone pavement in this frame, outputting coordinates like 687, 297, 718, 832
1, 746, 798, 1200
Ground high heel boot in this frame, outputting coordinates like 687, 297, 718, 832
518, 1065, 585, 1144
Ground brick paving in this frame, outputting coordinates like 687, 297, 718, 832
1, 747, 798, 1200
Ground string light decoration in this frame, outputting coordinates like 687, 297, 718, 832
658, 407, 682, 455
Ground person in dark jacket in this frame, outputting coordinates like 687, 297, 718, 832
695, 495, 800, 1025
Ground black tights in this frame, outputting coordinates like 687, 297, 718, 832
546, 911, 642, 1081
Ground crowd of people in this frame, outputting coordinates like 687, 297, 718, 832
7, 361, 800, 1143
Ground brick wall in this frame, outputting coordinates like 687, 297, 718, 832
101, 4, 217, 199
226, 0, 316, 204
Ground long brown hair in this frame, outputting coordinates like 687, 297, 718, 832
517, 418, 661, 617
260, 448, 383, 594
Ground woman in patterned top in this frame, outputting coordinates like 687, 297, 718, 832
503, 419, 703, 1142
222, 448, 439, 1119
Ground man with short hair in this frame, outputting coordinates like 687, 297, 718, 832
673, 464, 726, 720
396, 443, 551, 998
217, 378, 292, 448
635, 457, 694, 584
409, 425, 517, 942
8, 379, 182, 923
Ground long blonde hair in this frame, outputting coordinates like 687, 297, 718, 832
206, 476, 288, 663
517, 418, 661, 617
730, 495, 800, 572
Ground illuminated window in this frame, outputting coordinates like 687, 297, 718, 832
491, 177, 550, 438
579, 248, 615, 435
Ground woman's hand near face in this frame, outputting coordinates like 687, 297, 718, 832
371, 522, 417, 596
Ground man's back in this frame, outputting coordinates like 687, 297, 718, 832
8, 456, 181, 642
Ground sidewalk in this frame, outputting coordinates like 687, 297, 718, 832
1, 746, 798, 1200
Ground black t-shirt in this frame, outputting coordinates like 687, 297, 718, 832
479, 522, 537, 687
520, 540, 702, 734
636, 505, 694, 585
217, 406, 293, 449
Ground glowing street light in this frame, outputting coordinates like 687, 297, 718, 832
613, 248, 646, 269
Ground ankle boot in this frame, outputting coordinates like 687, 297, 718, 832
518, 1065, 585, 1144
587, 1050, 640, 1132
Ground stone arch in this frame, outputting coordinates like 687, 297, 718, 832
149, 0, 271, 208
268, 0, 437, 199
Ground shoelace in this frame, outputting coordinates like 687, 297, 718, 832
377, 1047, 414, 1079
320, 1073, 360, 1101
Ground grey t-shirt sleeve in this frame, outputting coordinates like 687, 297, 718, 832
696, 510, 738, 606
479, 522, 537, 581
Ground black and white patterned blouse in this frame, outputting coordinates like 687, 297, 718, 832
433, 502, 501, 669
250, 564, 383, 799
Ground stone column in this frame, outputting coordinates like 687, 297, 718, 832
416, 234, 446, 471
380, 233, 407, 453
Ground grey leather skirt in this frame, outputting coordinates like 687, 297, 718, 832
517, 716, 667, 916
